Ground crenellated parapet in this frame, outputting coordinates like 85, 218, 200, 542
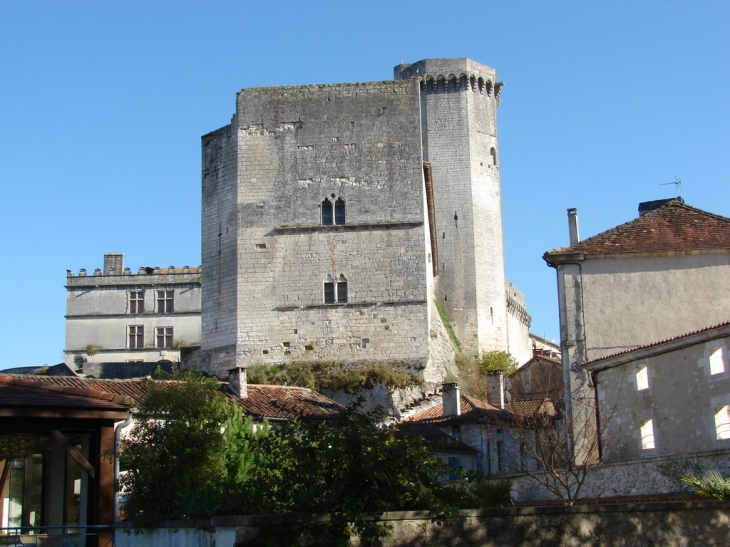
394, 58, 503, 102
67, 265, 201, 277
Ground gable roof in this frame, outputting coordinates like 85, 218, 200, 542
1, 375, 344, 421
545, 202, 730, 260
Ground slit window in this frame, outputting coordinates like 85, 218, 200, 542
334, 198, 346, 225
715, 406, 730, 440
710, 347, 725, 375
636, 365, 649, 391
490, 147, 497, 166
640, 419, 655, 450
321, 198, 333, 226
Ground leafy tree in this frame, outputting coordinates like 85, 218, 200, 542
682, 470, 730, 500
119, 372, 266, 526
243, 410, 473, 546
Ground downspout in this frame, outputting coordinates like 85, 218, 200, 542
113, 412, 134, 523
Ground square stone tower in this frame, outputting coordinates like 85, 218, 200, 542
201, 58, 518, 384
395, 59, 508, 356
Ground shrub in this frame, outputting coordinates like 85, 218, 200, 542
681, 470, 730, 500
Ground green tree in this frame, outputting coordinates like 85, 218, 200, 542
119, 372, 266, 526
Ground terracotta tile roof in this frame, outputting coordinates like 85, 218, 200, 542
2, 375, 344, 421
545, 202, 730, 258
395, 422, 479, 454
404, 394, 514, 424
582, 320, 730, 367
0, 374, 135, 410
504, 399, 556, 418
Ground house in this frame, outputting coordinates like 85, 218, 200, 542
584, 321, 730, 464
508, 354, 563, 406
199, 57, 533, 396
402, 383, 552, 476
65, 253, 201, 373
0, 374, 133, 544
543, 200, 730, 458
1, 368, 344, 532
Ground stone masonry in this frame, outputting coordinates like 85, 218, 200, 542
200, 59, 531, 402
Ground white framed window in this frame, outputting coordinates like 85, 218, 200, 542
715, 406, 730, 440
155, 327, 173, 349
709, 347, 725, 375
128, 325, 144, 349
156, 290, 174, 314
640, 418, 655, 450
636, 364, 649, 391
129, 291, 144, 314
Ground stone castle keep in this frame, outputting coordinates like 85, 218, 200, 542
200, 58, 532, 387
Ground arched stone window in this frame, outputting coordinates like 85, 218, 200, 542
337, 274, 348, 304
335, 197, 346, 225
323, 275, 335, 304
321, 198, 333, 226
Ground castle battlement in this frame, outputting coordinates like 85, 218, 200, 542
67, 253, 200, 278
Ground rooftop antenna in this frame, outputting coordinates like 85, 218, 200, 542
660, 177, 682, 200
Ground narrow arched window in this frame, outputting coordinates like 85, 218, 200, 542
324, 275, 335, 304
321, 198, 333, 226
490, 147, 497, 166
337, 274, 348, 303
335, 197, 346, 225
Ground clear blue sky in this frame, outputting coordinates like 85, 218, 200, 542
1, 1, 728, 366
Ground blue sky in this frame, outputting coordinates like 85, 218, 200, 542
1, 1, 728, 366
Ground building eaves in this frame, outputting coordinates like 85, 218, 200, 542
583, 320, 730, 372
544, 202, 730, 263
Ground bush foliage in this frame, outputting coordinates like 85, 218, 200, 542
455, 350, 518, 400
119, 372, 494, 545
247, 361, 421, 393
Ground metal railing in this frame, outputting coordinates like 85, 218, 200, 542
0, 525, 114, 547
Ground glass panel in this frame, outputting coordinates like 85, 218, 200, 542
337, 281, 347, 303
324, 283, 335, 304
0, 435, 50, 531
321, 199, 333, 225
334, 198, 345, 225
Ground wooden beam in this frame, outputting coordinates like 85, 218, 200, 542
49, 429, 96, 479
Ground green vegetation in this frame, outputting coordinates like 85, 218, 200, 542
247, 361, 422, 393
119, 372, 495, 545
454, 350, 518, 399
656, 456, 706, 493
85, 344, 101, 356
681, 470, 730, 500
434, 298, 461, 352
471, 478, 512, 507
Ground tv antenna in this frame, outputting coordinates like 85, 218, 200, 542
660, 177, 682, 200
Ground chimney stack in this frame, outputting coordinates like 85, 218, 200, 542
567, 209, 579, 245
486, 371, 505, 409
228, 365, 248, 398
442, 382, 461, 417
103, 253, 124, 276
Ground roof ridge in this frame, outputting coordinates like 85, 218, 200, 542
0, 374, 135, 406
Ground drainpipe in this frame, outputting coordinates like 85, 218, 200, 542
114, 413, 134, 523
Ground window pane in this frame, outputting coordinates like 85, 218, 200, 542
322, 199, 333, 225
335, 198, 345, 225
324, 283, 335, 304
337, 281, 348, 303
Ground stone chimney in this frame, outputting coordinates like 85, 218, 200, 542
442, 382, 461, 417
486, 371, 505, 409
228, 365, 248, 398
567, 208, 579, 245
103, 253, 124, 276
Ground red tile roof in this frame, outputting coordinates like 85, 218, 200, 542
404, 394, 514, 424
545, 202, 730, 258
2, 375, 344, 421
582, 320, 730, 366
0, 374, 134, 410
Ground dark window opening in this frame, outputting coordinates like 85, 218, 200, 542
337, 277, 348, 303
490, 147, 497, 166
321, 198, 333, 226
334, 198, 346, 225
324, 282, 335, 304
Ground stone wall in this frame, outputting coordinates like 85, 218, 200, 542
116, 501, 730, 547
